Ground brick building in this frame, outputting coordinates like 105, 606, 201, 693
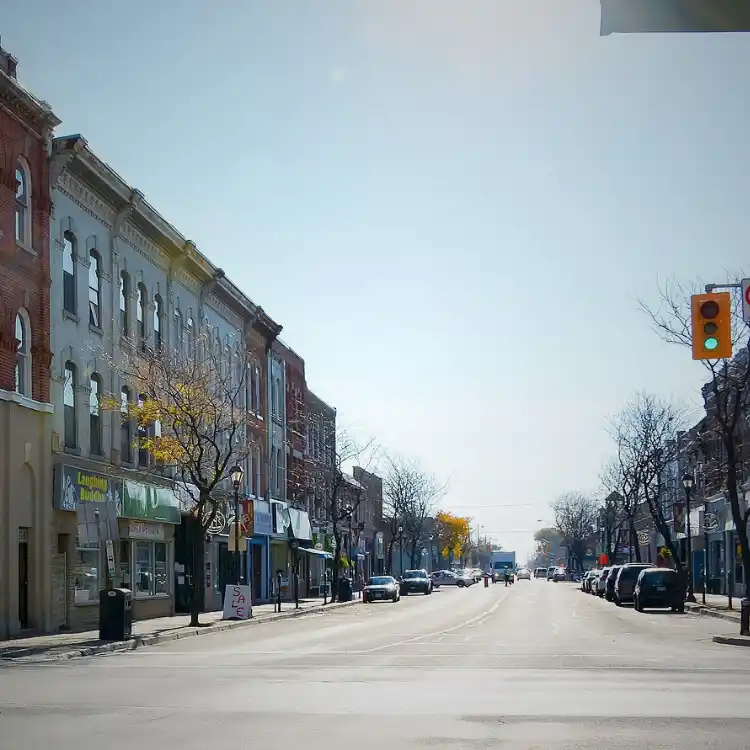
0, 39, 59, 637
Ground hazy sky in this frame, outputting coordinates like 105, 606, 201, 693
5, 1, 750, 560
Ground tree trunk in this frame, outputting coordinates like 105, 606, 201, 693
386, 538, 395, 575
190, 513, 205, 627
724, 439, 750, 598
630, 523, 642, 562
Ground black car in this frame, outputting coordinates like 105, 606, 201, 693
605, 565, 623, 601
400, 569, 433, 595
613, 563, 652, 605
634, 568, 685, 613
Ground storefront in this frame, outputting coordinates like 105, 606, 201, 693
251, 498, 272, 601
53, 463, 180, 631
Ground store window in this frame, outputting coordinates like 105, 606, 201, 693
133, 540, 170, 597
74, 545, 99, 604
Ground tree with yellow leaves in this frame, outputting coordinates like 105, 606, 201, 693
105, 334, 252, 626
434, 511, 471, 567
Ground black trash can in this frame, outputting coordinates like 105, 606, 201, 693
99, 588, 133, 641
338, 577, 353, 603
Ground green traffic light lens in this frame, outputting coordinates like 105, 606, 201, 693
704, 337, 719, 351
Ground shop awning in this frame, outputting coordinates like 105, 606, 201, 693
297, 547, 333, 559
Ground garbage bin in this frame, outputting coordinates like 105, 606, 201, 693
338, 577, 353, 603
99, 588, 133, 641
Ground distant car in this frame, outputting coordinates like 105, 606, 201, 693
634, 568, 685, 613
547, 566, 557, 581
431, 570, 474, 588
363, 576, 400, 603
471, 568, 484, 582
516, 568, 531, 580
581, 570, 598, 592
613, 563, 652, 606
552, 568, 566, 582
595, 567, 611, 597
534, 568, 547, 579
605, 565, 623, 601
400, 569, 433, 596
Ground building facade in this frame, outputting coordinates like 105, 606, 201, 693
0, 40, 59, 638
352, 466, 384, 579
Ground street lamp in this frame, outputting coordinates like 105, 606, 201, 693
397, 524, 403, 576
230, 465, 244, 586
345, 503, 354, 586
682, 472, 696, 603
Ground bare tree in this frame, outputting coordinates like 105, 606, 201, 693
600, 451, 641, 561
640, 279, 750, 598
551, 492, 599, 573
610, 393, 686, 572
105, 336, 251, 626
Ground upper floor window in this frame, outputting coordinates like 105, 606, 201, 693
137, 283, 147, 348
63, 232, 76, 315
249, 362, 261, 414
14, 310, 31, 397
153, 295, 163, 351
15, 162, 30, 246
119, 272, 130, 336
186, 316, 194, 358
121, 386, 132, 464
174, 309, 184, 355
64, 362, 77, 448
88, 251, 101, 328
90, 373, 102, 455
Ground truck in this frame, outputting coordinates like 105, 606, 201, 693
489, 550, 516, 583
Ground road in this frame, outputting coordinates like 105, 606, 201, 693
2, 579, 750, 748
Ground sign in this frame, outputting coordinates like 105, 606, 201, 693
598, 553, 609, 566
128, 520, 165, 541
743, 279, 750, 324
637, 530, 651, 545
59, 465, 123, 513
239, 499, 254, 537
222, 584, 252, 620
123, 480, 181, 524
253, 499, 273, 536
673, 502, 686, 533
105, 540, 116, 579
704, 512, 720, 533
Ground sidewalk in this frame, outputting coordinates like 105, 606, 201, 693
683, 592, 741, 624
0, 597, 358, 663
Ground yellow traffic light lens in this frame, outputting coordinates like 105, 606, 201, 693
704, 337, 719, 351
700, 301, 720, 319
704, 322, 718, 335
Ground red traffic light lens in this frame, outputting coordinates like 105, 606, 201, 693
700, 300, 720, 319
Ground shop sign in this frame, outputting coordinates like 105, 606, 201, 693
58, 465, 123, 513
637, 530, 651, 545
239, 499, 254, 537
704, 512, 720, 533
123, 480, 181, 525
253, 499, 273, 536
128, 521, 165, 541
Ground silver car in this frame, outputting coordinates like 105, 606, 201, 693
431, 570, 474, 588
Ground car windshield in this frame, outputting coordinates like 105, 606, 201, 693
402, 571, 426, 579
368, 577, 392, 586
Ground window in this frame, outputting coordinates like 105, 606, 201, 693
15, 163, 30, 246
138, 393, 149, 467
137, 282, 147, 347
272, 376, 280, 418
64, 362, 77, 448
251, 446, 261, 497
250, 362, 261, 413
89, 251, 101, 328
119, 272, 130, 336
186, 316, 194, 358
120, 386, 132, 463
133, 540, 169, 597
153, 295, 163, 351
89, 373, 102, 455
63, 232, 76, 314
276, 449, 285, 499
74, 546, 99, 604
175, 309, 184, 354
14, 310, 30, 397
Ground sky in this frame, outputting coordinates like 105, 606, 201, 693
4, 1, 750, 561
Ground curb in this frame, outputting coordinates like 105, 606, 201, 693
0, 599, 360, 663
683, 602, 741, 625
712, 634, 750, 647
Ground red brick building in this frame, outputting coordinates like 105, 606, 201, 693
0, 39, 60, 638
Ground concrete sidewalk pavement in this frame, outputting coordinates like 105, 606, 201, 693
0, 597, 358, 663
684, 592, 742, 624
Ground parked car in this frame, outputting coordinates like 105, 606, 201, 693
581, 570, 597, 592
594, 567, 611, 597
362, 576, 400, 603
605, 565, 623, 601
613, 563, 652, 606
470, 568, 484, 582
400, 569, 433, 596
432, 570, 474, 588
553, 568, 567, 582
546, 566, 557, 581
534, 567, 547, 579
516, 568, 531, 580
634, 568, 685, 613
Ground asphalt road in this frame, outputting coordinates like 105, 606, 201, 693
2, 579, 750, 749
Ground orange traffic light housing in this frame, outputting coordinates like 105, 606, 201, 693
691, 292, 732, 361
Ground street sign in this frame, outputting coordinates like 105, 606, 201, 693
742, 279, 750, 324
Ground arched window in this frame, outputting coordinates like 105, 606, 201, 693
88, 251, 101, 328
64, 362, 77, 448
137, 282, 147, 347
15, 161, 31, 246
63, 232, 77, 315
174, 309, 184, 354
14, 310, 31, 397
120, 386, 132, 463
153, 295, 163, 351
119, 272, 130, 336
90, 373, 102, 455
186, 315, 194, 358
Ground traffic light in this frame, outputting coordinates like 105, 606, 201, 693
691, 292, 732, 361
600, 0, 750, 35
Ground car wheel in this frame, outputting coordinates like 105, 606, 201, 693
614, 596, 623, 607
457, 580, 466, 587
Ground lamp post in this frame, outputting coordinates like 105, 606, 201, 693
682, 472, 696, 603
345, 503, 353, 584
230, 465, 244, 586
397, 524, 403, 576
